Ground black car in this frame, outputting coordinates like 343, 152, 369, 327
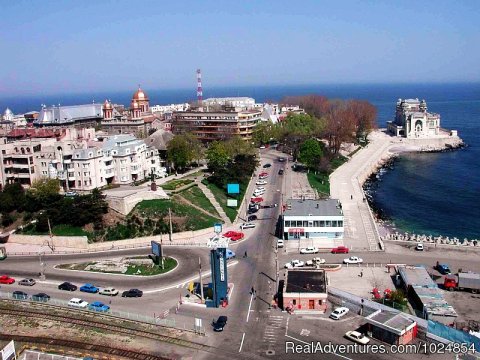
122, 289, 143, 298
13, 291, 28, 300
263, 163, 272, 168
213, 315, 228, 332
32, 293, 50, 302
58, 282, 77, 291
247, 208, 259, 215
247, 215, 257, 222
248, 203, 259, 209
278, 169, 284, 175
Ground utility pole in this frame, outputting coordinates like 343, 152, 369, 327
198, 257, 204, 303
47, 218, 55, 252
275, 245, 279, 293
168, 207, 173, 242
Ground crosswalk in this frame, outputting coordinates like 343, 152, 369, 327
262, 314, 285, 346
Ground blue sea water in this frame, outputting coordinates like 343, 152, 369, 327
1, 83, 479, 239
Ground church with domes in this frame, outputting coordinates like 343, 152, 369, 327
101, 86, 155, 138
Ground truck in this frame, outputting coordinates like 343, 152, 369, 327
444, 272, 480, 293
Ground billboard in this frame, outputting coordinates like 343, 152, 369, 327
151, 241, 162, 257
227, 199, 238, 207
227, 183, 240, 194
1, 340, 15, 360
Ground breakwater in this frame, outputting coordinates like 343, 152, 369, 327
381, 232, 479, 247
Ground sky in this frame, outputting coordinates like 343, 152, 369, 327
1, 0, 479, 96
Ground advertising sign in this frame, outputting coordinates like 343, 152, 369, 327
219, 253, 225, 282
151, 241, 162, 257
227, 199, 238, 207
227, 183, 240, 194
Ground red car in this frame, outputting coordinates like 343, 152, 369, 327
0, 275, 15, 284
331, 246, 349, 254
223, 231, 237, 238
250, 197, 263, 203
230, 232, 245, 241
259, 172, 268, 177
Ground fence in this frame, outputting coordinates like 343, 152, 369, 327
0, 291, 176, 329
428, 320, 480, 353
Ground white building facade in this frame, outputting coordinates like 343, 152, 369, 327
282, 199, 344, 241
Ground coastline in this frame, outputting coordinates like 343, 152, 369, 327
357, 131, 479, 248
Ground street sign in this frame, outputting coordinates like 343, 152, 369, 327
213, 223, 222, 234
227, 199, 238, 207
151, 241, 163, 257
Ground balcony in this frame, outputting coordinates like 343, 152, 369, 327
130, 167, 141, 174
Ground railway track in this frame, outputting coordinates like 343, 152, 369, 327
0, 333, 168, 360
0, 306, 210, 352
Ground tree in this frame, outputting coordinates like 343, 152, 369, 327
349, 100, 377, 143
0, 183, 26, 213
28, 178, 60, 205
224, 136, 256, 158
206, 141, 230, 171
298, 139, 323, 169
166, 133, 202, 171
252, 122, 274, 146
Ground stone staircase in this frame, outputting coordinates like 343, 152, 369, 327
196, 180, 232, 226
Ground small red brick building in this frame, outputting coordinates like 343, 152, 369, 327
283, 269, 328, 313
365, 310, 417, 345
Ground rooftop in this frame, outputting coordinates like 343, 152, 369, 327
285, 269, 326, 293
35, 103, 103, 125
283, 199, 343, 217
365, 310, 416, 335
398, 266, 437, 288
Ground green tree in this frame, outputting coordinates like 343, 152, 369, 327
166, 133, 202, 171
298, 139, 323, 169
252, 122, 274, 146
0, 183, 26, 213
224, 136, 256, 158
206, 141, 230, 171
28, 178, 60, 204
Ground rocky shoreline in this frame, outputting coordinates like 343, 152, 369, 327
360, 133, 474, 248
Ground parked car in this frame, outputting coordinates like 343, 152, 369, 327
329, 307, 349, 320
277, 239, 284, 248
12, 291, 28, 300
278, 169, 284, 175
19, 278, 36, 286
331, 246, 349, 254
259, 172, 269, 177
256, 180, 268, 185
247, 208, 259, 215
58, 282, 77, 291
248, 202, 259, 209
415, 243, 424, 251
261, 204, 277, 209
223, 231, 238, 238
345, 330, 370, 345
306, 257, 326, 266
99, 287, 119, 296
80, 283, 99, 293
68, 298, 89, 308
240, 222, 256, 230
259, 145, 266, 149
88, 301, 110, 312
250, 197, 263, 203
253, 190, 265, 197
343, 256, 363, 264
258, 175, 268, 180
278, 157, 286, 162
247, 215, 257, 222
64, 191, 78, 197
263, 163, 272, 168
255, 186, 266, 192
300, 246, 319, 254
122, 289, 143, 298
0, 275, 15, 284
284, 260, 305, 269
230, 232, 244, 241
436, 264, 452, 275
32, 293, 50, 302
213, 315, 228, 332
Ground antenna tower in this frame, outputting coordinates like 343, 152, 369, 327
196, 69, 203, 105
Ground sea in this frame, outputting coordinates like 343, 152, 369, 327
1, 83, 479, 239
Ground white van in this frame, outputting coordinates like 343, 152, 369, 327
253, 189, 265, 196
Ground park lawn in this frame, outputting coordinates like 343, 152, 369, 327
307, 172, 330, 198
19, 223, 93, 239
202, 179, 248, 222
124, 258, 177, 275
161, 179, 194, 191
179, 185, 220, 217
136, 198, 222, 229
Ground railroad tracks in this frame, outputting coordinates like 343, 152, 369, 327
0, 305, 211, 352
0, 333, 167, 360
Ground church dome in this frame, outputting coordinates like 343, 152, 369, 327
131, 100, 139, 109
4, 108, 13, 116
132, 87, 149, 101
103, 100, 112, 109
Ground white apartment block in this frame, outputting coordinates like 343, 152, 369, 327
150, 103, 190, 114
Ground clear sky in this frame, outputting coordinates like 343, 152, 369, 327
1, 0, 479, 96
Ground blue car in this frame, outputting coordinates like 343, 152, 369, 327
226, 249, 236, 260
436, 264, 451, 275
80, 283, 99, 293
88, 301, 110, 312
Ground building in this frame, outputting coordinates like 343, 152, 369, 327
282, 269, 328, 313
365, 310, 417, 345
35, 103, 103, 128
150, 103, 190, 114
172, 107, 262, 142
282, 199, 344, 244
397, 266, 457, 322
387, 99, 442, 138
203, 97, 255, 109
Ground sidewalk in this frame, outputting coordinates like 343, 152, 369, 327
196, 179, 232, 225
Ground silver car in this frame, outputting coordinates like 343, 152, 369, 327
19, 278, 36, 286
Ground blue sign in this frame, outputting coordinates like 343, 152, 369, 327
151, 241, 162, 257
214, 223, 222, 234
209, 247, 228, 307
227, 183, 240, 194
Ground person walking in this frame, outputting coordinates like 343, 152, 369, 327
251, 286, 254, 295
244, 251, 248, 258
350, 194, 353, 200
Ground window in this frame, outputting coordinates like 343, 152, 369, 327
303, 221, 308, 227
42, 171, 47, 175
338, 221, 343, 227
285, 221, 291, 227
331, 221, 337, 227
314, 221, 320, 227
320, 221, 325, 227
325, 221, 332, 227
292, 299, 296, 305
77, 181, 81, 187
318, 300, 322, 305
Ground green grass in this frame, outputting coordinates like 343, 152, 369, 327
307, 172, 330, 198
202, 180, 247, 222
179, 185, 220, 217
19, 224, 92, 239
136, 198, 222, 229
124, 258, 177, 275
161, 179, 194, 191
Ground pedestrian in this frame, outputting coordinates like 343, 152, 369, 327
244, 251, 248, 258
360, 270, 363, 278
251, 286, 254, 295
351, 194, 353, 200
